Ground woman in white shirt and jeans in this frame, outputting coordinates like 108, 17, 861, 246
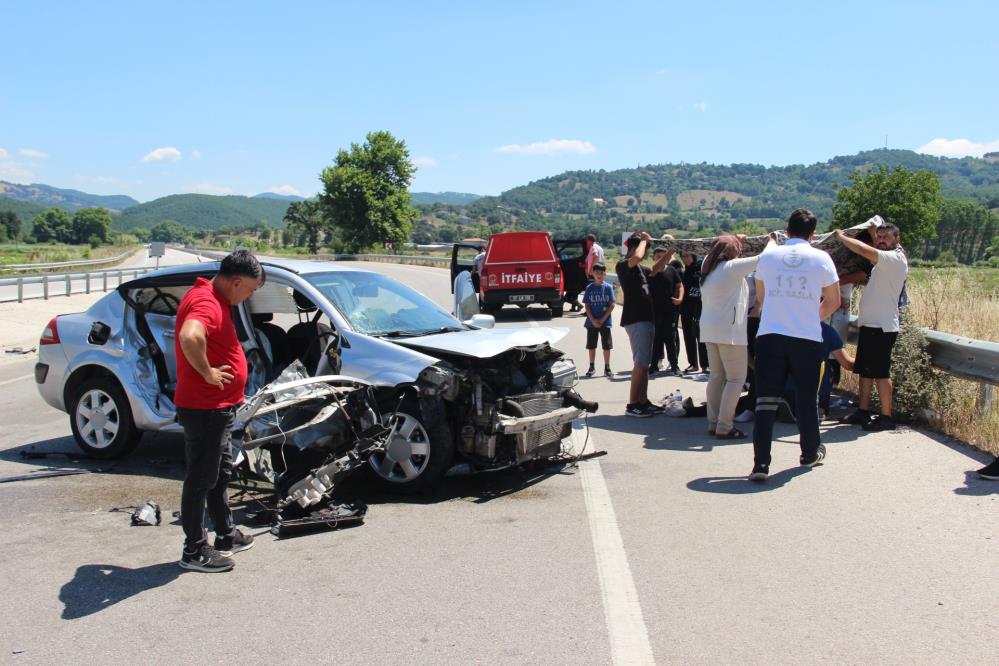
699, 234, 774, 438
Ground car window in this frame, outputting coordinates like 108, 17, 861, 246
304, 271, 464, 336
134, 286, 191, 315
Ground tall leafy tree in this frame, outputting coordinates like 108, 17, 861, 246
150, 219, 191, 243
831, 165, 943, 251
931, 199, 999, 263
31, 208, 73, 243
318, 131, 418, 251
0, 211, 21, 241
71, 207, 112, 245
283, 200, 325, 254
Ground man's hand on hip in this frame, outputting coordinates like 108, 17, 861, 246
203, 365, 233, 389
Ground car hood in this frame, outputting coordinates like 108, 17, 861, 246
392, 326, 569, 359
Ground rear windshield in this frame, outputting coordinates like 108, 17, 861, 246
486, 234, 555, 263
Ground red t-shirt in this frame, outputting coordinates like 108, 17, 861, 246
173, 277, 247, 410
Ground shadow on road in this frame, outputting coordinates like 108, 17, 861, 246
686, 466, 813, 494
59, 562, 181, 619
0, 432, 186, 482
331, 460, 578, 507
954, 471, 999, 496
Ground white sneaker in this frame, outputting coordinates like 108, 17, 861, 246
734, 409, 755, 423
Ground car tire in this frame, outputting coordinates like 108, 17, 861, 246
370, 397, 453, 493
550, 303, 564, 317
69, 377, 142, 459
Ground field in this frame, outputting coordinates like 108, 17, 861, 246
0, 243, 131, 268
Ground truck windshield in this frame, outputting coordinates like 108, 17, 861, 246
304, 271, 465, 337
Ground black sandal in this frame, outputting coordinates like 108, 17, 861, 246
715, 428, 747, 439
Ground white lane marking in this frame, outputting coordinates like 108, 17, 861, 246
579, 457, 656, 666
0, 373, 33, 387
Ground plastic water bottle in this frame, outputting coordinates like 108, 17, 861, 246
673, 389, 683, 405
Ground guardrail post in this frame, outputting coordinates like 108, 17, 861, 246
66, 273, 71, 297
978, 384, 995, 417
118, 269, 123, 286
85, 272, 91, 294
17, 278, 23, 303
43, 275, 49, 300
102, 271, 108, 292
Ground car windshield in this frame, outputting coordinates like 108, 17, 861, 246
304, 271, 466, 337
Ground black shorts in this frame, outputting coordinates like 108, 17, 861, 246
854, 326, 898, 379
586, 326, 613, 350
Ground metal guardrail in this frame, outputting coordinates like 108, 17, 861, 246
0, 267, 154, 303
0, 250, 136, 273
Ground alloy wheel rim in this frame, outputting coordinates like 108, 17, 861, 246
370, 412, 431, 482
75, 389, 120, 449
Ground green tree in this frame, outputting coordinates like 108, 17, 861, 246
0, 211, 21, 241
318, 130, 418, 252
832, 165, 943, 251
150, 219, 190, 243
71, 207, 112, 245
31, 208, 73, 243
283, 200, 325, 254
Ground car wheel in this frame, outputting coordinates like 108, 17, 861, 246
550, 303, 564, 317
370, 398, 453, 493
69, 377, 141, 459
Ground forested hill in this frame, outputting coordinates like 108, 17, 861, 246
116, 194, 293, 230
462, 149, 999, 227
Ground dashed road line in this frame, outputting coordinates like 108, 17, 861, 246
0, 373, 33, 387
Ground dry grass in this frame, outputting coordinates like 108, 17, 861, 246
841, 268, 999, 455
675, 189, 751, 210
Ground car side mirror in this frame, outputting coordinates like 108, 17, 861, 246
464, 314, 495, 329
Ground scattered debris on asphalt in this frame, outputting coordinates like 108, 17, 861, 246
0, 469, 90, 484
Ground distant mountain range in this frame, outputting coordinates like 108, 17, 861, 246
252, 192, 306, 202
410, 191, 481, 206
0, 181, 139, 212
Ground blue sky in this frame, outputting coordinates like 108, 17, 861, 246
1, 0, 997, 202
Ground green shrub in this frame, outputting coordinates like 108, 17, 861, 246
883, 323, 955, 421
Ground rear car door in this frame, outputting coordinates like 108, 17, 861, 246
450, 243, 485, 294
554, 238, 589, 299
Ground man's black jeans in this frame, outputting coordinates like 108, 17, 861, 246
680, 313, 709, 370
178, 406, 236, 550
752, 333, 823, 466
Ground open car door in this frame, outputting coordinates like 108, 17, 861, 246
450, 243, 485, 294
554, 238, 589, 301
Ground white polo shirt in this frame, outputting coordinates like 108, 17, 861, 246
756, 238, 839, 342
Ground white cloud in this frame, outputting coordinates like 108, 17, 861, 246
191, 149, 202, 159
916, 137, 999, 158
0, 147, 8, 158
693, 101, 708, 112
412, 156, 437, 167
0, 161, 33, 182
496, 139, 597, 156
193, 182, 233, 195
266, 184, 305, 197
141, 146, 182, 162
19, 148, 48, 158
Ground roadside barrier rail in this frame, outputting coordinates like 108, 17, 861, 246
0, 267, 154, 303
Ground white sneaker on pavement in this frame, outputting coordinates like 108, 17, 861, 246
734, 409, 755, 423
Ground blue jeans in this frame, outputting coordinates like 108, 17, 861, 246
752, 334, 823, 466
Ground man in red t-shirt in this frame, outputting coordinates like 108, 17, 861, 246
176, 249, 264, 573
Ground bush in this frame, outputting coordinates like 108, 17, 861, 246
883, 323, 955, 422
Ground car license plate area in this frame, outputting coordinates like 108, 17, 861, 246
509, 294, 534, 302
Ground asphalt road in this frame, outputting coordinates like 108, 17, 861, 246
0, 260, 996, 665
